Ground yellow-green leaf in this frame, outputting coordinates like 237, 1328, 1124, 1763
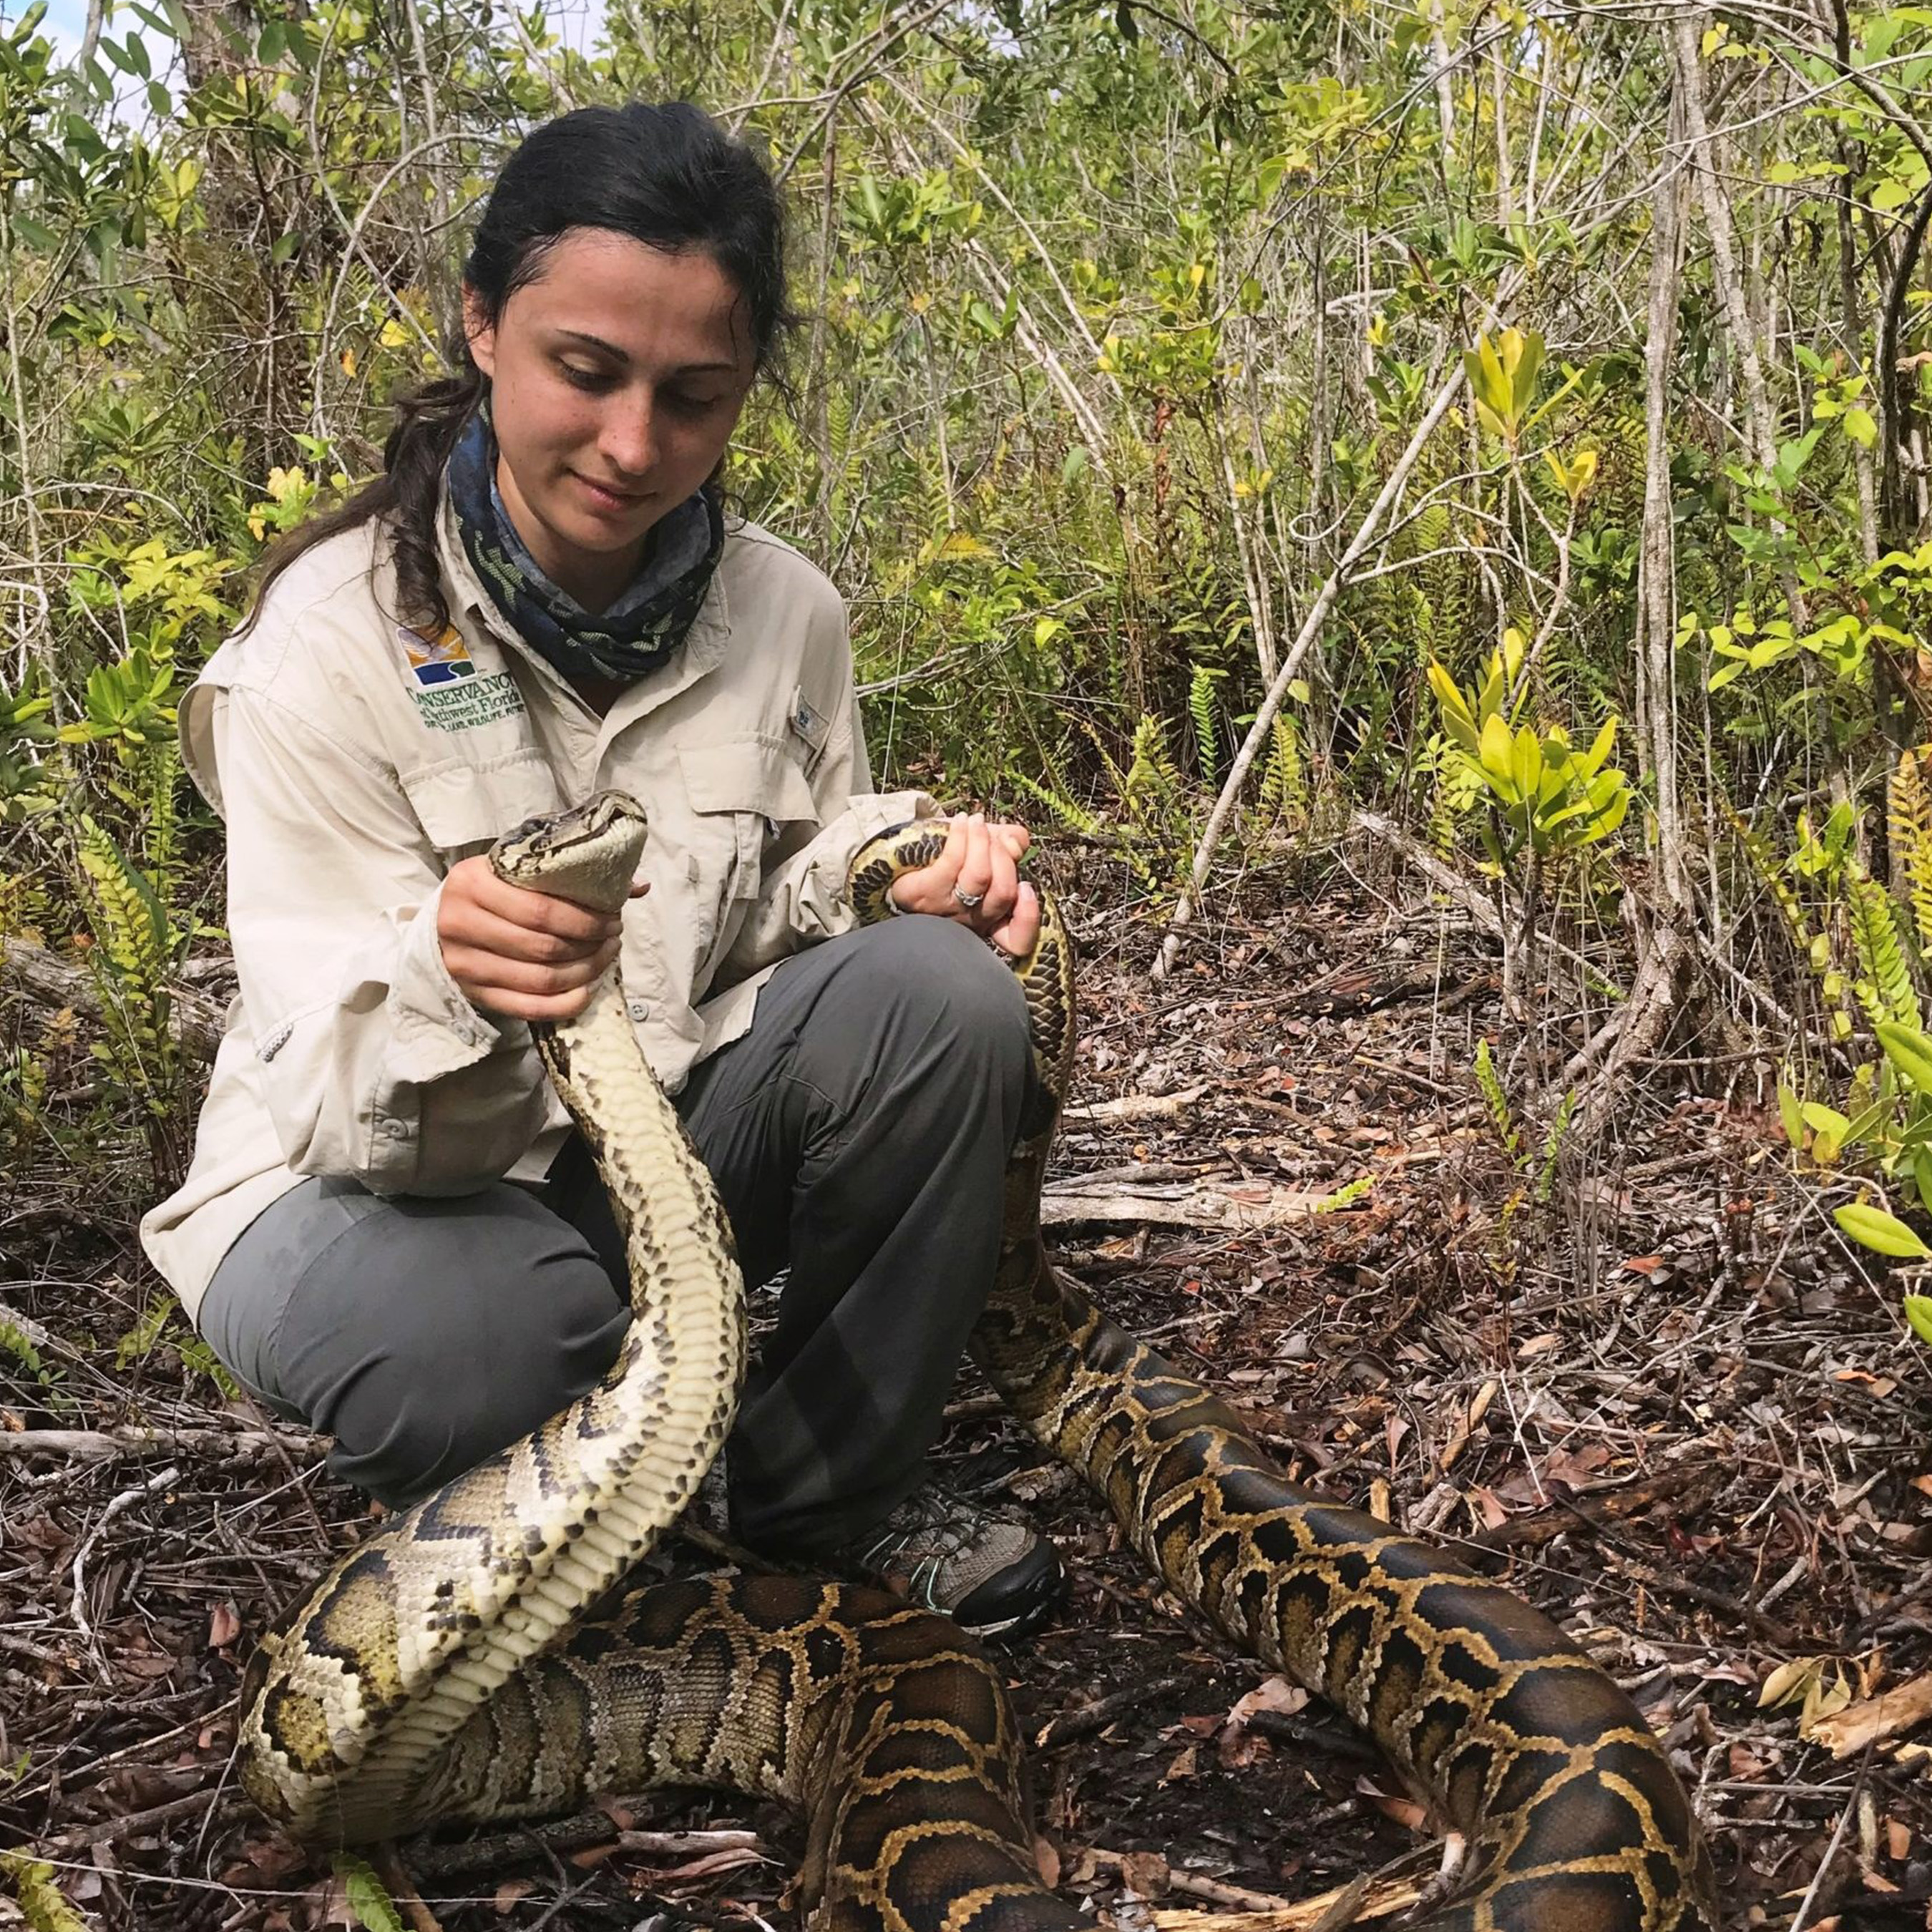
1, 1855, 89, 1932
1835, 1201, 1932, 1259
1878, 1020, 1932, 1095
1906, 1293, 1932, 1344
333, 1855, 407, 1932
1511, 722, 1542, 801
1574, 713, 1619, 783
1777, 1081, 1805, 1148
1478, 712, 1517, 795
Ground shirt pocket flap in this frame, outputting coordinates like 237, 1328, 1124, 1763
678, 738, 818, 826
399, 754, 563, 860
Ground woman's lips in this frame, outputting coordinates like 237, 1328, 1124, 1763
573, 472, 649, 514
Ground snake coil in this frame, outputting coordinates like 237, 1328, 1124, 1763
237, 797, 1717, 1931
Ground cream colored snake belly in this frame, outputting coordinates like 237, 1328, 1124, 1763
237, 796, 1717, 1931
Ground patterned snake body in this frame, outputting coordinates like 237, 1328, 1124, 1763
239, 800, 1716, 1930
238, 793, 745, 1841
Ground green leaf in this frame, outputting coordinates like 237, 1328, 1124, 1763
1778, 1081, 1806, 1148
1574, 714, 1618, 783
1879, 1020, 1932, 1094
1906, 1293, 1932, 1344
333, 1855, 406, 1932
1844, 405, 1877, 448
1913, 1146, 1932, 1206
1836, 1201, 1932, 1259
1, 1854, 89, 1932
1478, 712, 1517, 796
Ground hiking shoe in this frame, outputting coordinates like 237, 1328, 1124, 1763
842, 1478, 1065, 1639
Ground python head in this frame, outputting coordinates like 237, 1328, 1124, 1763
490, 791, 650, 917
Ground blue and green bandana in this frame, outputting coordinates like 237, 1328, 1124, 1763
446, 406, 725, 685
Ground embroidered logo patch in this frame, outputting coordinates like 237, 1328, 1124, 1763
399, 623, 476, 687
396, 623, 527, 732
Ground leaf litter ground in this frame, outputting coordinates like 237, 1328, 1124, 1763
5, 872, 1932, 1931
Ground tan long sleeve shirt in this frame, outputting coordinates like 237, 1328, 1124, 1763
141, 497, 933, 1317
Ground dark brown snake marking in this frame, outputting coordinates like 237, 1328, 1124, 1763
239, 803, 1717, 1931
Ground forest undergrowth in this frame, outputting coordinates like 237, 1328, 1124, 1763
11, 0, 1932, 1924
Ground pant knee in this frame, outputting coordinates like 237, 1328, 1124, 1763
253, 1189, 630, 1507
326, 1271, 630, 1506
848, 916, 1032, 1085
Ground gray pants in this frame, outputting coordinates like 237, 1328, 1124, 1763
197, 917, 1034, 1554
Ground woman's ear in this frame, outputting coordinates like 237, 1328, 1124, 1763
462, 286, 497, 379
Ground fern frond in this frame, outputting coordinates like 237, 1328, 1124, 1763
1008, 769, 1106, 839
825, 383, 852, 476
1124, 713, 1181, 805
1256, 715, 1307, 826
1890, 751, 1932, 951
1186, 663, 1224, 788
1474, 1037, 1521, 1159
1412, 502, 1450, 557
1724, 805, 1813, 949
144, 740, 181, 878
1535, 1089, 1576, 1203
1850, 875, 1921, 1030
77, 815, 168, 992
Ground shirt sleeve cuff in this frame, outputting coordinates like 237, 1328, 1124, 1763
386, 877, 517, 1082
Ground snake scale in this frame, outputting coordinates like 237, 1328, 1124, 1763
237, 791, 1718, 1931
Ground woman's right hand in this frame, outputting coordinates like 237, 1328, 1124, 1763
438, 854, 642, 1022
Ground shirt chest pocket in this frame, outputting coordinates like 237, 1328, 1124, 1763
677, 739, 820, 902
398, 755, 564, 867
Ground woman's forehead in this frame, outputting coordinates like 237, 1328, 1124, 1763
509, 230, 751, 371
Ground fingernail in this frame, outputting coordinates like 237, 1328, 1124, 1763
971, 811, 985, 826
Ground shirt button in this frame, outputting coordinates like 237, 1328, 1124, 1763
378, 1116, 412, 1140
628, 998, 651, 1023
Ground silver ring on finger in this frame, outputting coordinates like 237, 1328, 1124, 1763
952, 884, 985, 911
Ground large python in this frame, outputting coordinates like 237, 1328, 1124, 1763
237, 793, 1718, 1930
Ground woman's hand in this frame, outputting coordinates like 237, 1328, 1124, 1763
439, 854, 645, 1022
888, 812, 1040, 959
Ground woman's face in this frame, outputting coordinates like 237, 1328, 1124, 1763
465, 229, 758, 610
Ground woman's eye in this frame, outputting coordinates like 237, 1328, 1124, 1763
560, 364, 612, 392
665, 391, 720, 415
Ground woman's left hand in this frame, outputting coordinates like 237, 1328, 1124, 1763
889, 812, 1040, 959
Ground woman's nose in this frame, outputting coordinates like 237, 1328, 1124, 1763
601, 391, 657, 478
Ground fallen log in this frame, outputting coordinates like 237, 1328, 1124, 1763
1, 937, 226, 1062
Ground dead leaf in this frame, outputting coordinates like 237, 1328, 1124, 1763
1354, 1775, 1428, 1833
207, 1601, 240, 1649
1833, 1368, 1899, 1397
494, 1878, 536, 1913
1218, 1674, 1309, 1768
1541, 1443, 1612, 1488
1118, 1850, 1170, 1898
1034, 1837, 1060, 1888
1162, 1743, 1198, 1782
